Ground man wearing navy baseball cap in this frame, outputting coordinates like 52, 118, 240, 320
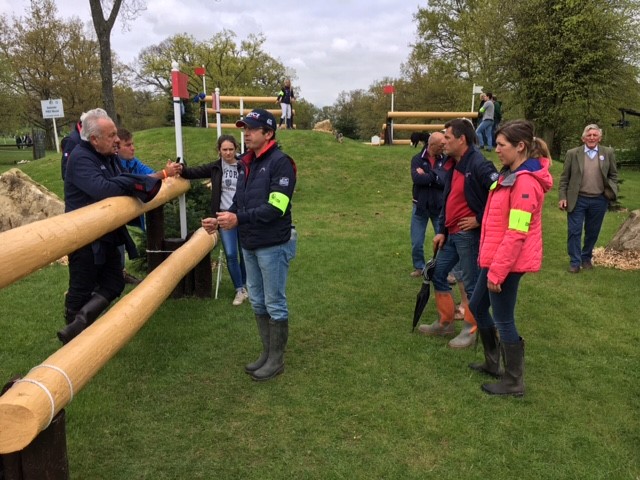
203, 108, 297, 382
235, 108, 277, 131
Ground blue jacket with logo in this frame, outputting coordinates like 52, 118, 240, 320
411, 148, 454, 217
231, 141, 296, 250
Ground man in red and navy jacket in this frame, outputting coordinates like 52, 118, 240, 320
417, 118, 498, 349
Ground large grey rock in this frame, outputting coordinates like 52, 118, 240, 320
608, 209, 640, 251
0, 168, 64, 232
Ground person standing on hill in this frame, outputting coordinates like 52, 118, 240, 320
202, 109, 297, 381
476, 92, 495, 152
559, 124, 618, 273
276, 79, 296, 129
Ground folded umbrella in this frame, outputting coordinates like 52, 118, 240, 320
412, 249, 438, 332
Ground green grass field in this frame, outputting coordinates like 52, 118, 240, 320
1, 128, 639, 479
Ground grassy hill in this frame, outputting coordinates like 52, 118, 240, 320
1, 127, 639, 479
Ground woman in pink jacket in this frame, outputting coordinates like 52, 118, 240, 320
468, 120, 553, 397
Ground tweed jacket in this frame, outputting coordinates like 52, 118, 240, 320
558, 144, 618, 213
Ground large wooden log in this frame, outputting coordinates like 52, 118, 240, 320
204, 95, 277, 103
0, 177, 190, 290
386, 111, 478, 120
382, 123, 446, 131
207, 108, 284, 116
0, 228, 217, 454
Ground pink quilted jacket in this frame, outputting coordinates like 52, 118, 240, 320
479, 157, 553, 285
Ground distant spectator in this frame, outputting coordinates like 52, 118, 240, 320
476, 92, 495, 152
276, 79, 296, 129
61, 113, 86, 180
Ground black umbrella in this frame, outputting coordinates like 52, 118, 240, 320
412, 249, 438, 332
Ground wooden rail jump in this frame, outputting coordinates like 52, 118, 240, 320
383, 111, 478, 145
0, 178, 218, 456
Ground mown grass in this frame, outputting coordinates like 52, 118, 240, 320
1, 128, 639, 479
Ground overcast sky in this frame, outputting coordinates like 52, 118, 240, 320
0, 0, 420, 107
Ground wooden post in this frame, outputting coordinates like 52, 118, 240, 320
0, 378, 69, 480
0, 228, 217, 454
146, 206, 165, 273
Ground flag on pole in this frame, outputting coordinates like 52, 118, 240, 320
171, 71, 190, 99
383, 85, 395, 95
194, 66, 206, 76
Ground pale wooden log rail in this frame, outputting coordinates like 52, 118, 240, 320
0, 177, 190, 290
0, 228, 217, 453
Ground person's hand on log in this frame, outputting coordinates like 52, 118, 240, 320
164, 160, 181, 177
201, 217, 219, 234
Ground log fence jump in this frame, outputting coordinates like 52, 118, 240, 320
0, 178, 218, 459
383, 111, 478, 145
203, 90, 295, 133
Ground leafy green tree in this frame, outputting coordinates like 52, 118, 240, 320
0, 0, 103, 147
409, 0, 640, 155
503, 0, 640, 153
134, 30, 288, 98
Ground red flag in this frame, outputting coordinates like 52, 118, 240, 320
194, 67, 206, 76
383, 85, 395, 94
171, 71, 190, 99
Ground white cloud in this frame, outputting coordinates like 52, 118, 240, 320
1, 0, 419, 107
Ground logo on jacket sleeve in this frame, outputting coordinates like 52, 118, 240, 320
279, 177, 290, 187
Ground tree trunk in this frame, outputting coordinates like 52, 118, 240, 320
89, 0, 122, 124
98, 35, 116, 122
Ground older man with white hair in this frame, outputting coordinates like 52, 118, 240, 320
559, 124, 618, 273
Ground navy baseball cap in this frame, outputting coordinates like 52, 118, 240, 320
236, 109, 277, 130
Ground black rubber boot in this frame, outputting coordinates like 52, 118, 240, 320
251, 319, 288, 382
64, 308, 78, 326
244, 314, 271, 374
469, 327, 501, 378
57, 294, 110, 344
482, 337, 525, 397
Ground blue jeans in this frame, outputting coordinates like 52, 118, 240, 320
410, 205, 439, 269
476, 119, 494, 149
219, 227, 246, 290
567, 195, 609, 267
469, 268, 524, 343
432, 230, 487, 320
242, 230, 297, 321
